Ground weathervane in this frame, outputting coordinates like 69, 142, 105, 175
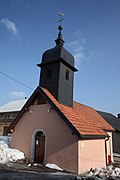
58, 12, 64, 26
55, 12, 65, 45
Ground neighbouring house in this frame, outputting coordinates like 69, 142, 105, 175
97, 111, 120, 155
0, 100, 27, 136
10, 24, 114, 174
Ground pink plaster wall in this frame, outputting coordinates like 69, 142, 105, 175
78, 139, 106, 174
11, 104, 78, 171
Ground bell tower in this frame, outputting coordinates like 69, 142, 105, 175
37, 16, 77, 107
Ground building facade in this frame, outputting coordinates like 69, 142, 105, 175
0, 100, 26, 135
10, 24, 114, 174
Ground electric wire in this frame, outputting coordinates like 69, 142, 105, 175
0, 71, 34, 90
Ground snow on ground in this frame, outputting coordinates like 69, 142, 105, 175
114, 153, 120, 158
1, 140, 120, 179
0, 141, 25, 164
0, 136, 11, 146
46, 163, 120, 179
79, 165, 120, 179
45, 163, 63, 171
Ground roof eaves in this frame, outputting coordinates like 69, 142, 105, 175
0, 110, 19, 114
80, 134, 107, 140
103, 129, 115, 132
40, 88, 112, 138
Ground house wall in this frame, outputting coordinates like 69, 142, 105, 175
11, 104, 78, 172
112, 131, 120, 154
0, 112, 18, 135
78, 139, 106, 174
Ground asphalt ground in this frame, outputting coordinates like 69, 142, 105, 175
0, 162, 120, 180
0, 162, 77, 180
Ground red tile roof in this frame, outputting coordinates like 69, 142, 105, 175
10, 86, 114, 137
42, 87, 114, 136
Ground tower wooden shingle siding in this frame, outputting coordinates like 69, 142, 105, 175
37, 25, 77, 107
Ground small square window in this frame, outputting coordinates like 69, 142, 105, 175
65, 69, 69, 81
47, 69, 52, 79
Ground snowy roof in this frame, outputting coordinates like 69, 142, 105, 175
0, 100, 27, 113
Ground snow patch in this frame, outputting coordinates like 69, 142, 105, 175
81, 165, 120, 179
114, 153, 120, 157
0, 136, 11, 146
0, 141, 25, 164
45, 163, 63, 171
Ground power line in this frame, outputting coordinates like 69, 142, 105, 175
0, 71, 34, 90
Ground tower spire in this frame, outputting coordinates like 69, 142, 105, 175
55, 13, 65, 45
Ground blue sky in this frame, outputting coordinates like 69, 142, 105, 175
0, 0, 120, 116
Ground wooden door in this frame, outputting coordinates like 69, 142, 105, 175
34, 131, 45, 163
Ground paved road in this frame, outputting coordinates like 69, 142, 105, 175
0, 170, 76, 180
1, 163, 120, 180
0, 163, 77, 180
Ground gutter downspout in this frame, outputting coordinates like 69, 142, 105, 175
77, 140, 80, 175
105, 136, 109, 166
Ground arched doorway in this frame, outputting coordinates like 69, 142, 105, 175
34, 131, 45, 163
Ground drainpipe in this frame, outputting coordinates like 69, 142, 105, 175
105, 136, 109, 166
77, 140, 81, 175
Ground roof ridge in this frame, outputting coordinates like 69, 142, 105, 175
73, 101, 94, 109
